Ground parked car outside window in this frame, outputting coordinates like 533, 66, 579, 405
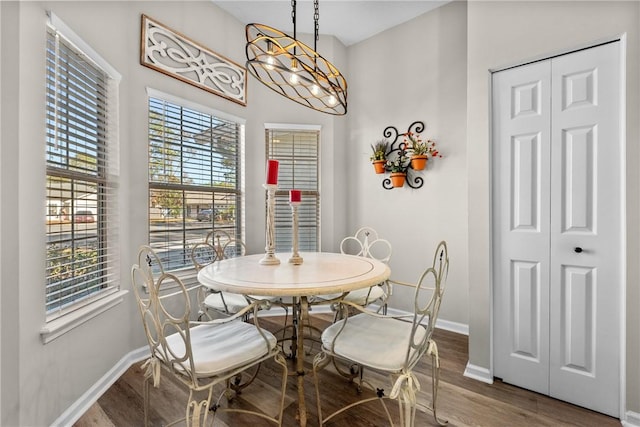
196, 209, 213, 221
75, 210, 95, 223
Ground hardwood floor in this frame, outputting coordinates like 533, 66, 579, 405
74, 314, 621, 427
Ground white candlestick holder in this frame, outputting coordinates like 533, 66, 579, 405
288, 201, 303, 265
260, 184, 280, 265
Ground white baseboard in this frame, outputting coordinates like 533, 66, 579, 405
263, 302, 470, 336
463, 362, 493, 384
435, 318, 469, 335
383, 306, 469, 335
51, 347, 150, 427
623, 410, 640, 427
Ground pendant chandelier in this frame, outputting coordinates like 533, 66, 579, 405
245, 0, 348, 115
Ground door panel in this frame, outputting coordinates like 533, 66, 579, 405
549, 42, 620, 416
512, 133, 542, 231
511, 260, 541, 360
493, 60, 551, 395
493, 42, 621, 417
561, 126, 596, 233
560, 265, 595, 374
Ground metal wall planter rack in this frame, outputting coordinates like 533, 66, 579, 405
377, 121, 426, 190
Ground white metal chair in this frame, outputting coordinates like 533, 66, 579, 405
316, 226, 393, 315
192, 230, 254, 319
313, 240, 449, 427
192, 230, 290, 361
132, 245, 288, 427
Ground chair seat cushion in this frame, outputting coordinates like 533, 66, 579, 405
321, 313, 426, 372
165, 321, 277, 377
343, 286, 386, 305
203, 292, 249, 314
316, 285, 386, 306
204, 292, 278, 314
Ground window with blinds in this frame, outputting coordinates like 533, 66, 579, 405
148, 97, 243, 271
266, 128, 320, 252
45, 24, 120, 317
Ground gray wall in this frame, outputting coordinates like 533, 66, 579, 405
345, 1, 470, 325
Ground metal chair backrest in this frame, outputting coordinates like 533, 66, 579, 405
221, 238, 247, 259
191, 241, 219, 271
192, 230, 246, 271
132, 249, 199, 386
137, 245, 166, 284
340, 226, 392, 263
205, 230, 232, 259
406, 240, 449, 370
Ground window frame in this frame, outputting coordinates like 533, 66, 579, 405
146, 88, 246, 273
265, 123, 321, 253
42, 12, 122, 336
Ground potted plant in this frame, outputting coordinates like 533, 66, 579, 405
386, 155, 409, 187
369, 140, 388, 174
404, 132, 440, 171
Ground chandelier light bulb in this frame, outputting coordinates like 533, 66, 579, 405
289, 58, 299, 84
311, 84, 320, 95
328, 93, 337, 106
266, 55, 275, 70
265, 40, 276, 70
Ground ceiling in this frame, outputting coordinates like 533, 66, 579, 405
211, 1, 451, 46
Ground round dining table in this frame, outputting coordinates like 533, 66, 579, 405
197, 251, 391, 427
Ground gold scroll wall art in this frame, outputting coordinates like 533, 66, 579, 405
140, 14, 247, 106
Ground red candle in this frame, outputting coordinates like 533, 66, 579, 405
266, 159, 279, 185
289, 189, 301, 202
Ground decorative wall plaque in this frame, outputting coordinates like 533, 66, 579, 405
140, 14, 247, 106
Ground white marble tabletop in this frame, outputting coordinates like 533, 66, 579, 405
197, 251, 390, 297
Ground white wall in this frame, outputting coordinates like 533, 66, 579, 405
0, 1, 349, 425
346, 1, 469, 324
466, 0, 640, 416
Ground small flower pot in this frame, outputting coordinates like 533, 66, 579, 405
372, 160, 386, 174
390, 172, 406, 188
410, 155, 428, 171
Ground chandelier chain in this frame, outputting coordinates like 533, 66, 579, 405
314, 0, 319, 43
291, 0, 297, 39
291, 0, 297, 54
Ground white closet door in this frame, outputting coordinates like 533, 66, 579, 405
493, 42, 621, 417
493, 59, 552, 395
548, 42, 621, 416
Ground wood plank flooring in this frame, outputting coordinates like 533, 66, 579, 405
74, 314, 621, 427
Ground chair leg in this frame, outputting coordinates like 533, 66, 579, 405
186, 387, 214, 427
431, 351, 448, 426
274, 352, 289, 426
395, 385, 418, 427
312, 351, 331, 425
142, 375, 150, 427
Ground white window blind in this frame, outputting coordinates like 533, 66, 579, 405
45, 24, 120, 317
148, 97, 243, 271
266, 128, 320, 252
